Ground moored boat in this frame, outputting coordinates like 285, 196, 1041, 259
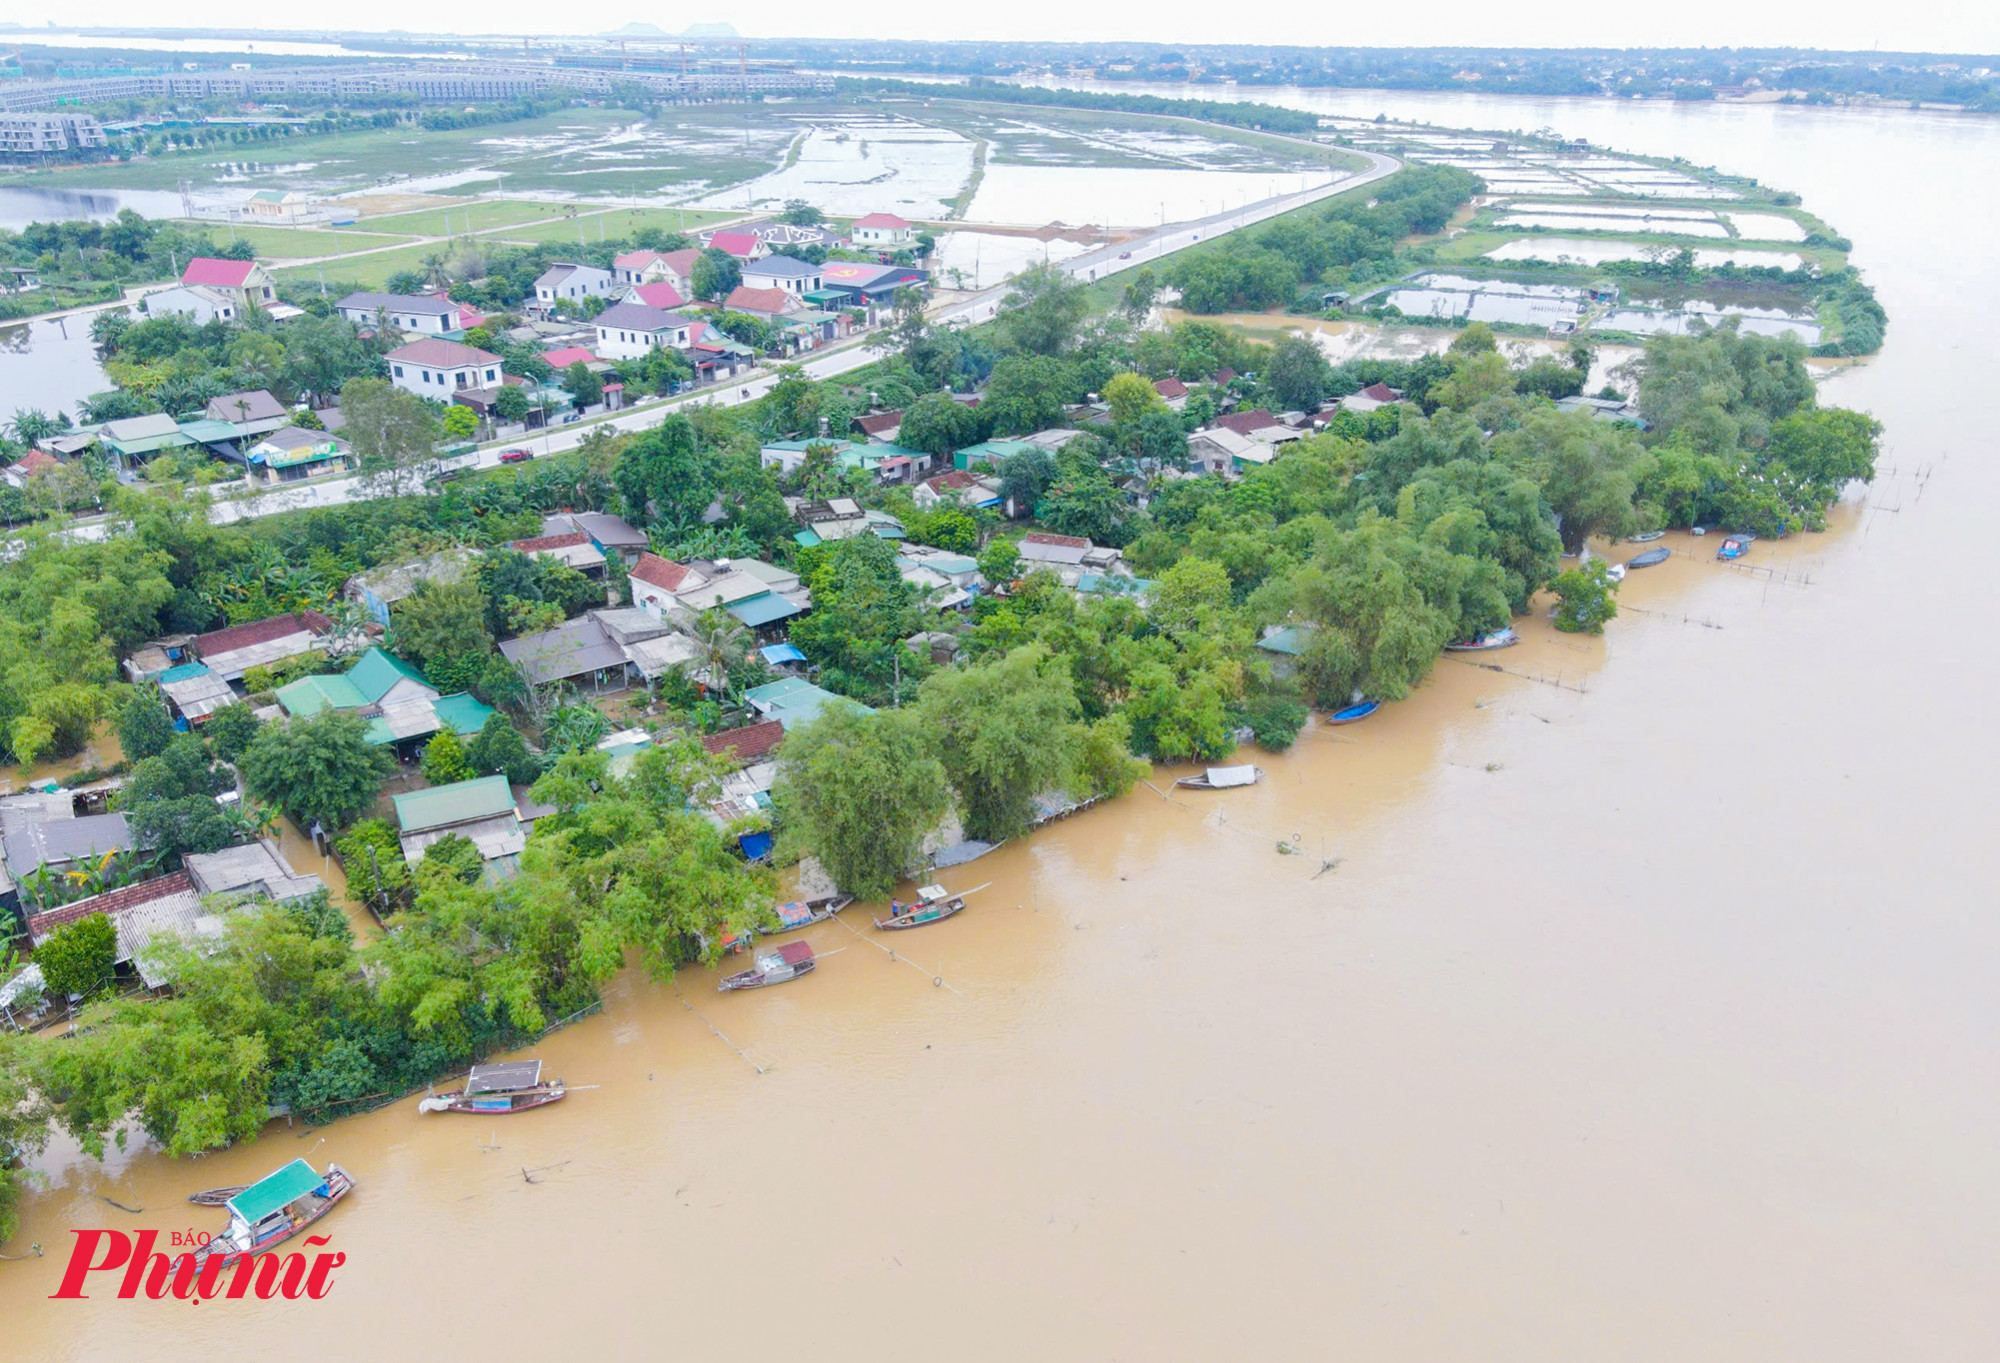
1628, 530, 1666, 542
1175, 764, 1262, 790
189, 1159, 354, 1271
1327, 699, 1381, 725
1716, 533, 1754, 560
874, 882, 978, 930
1444, 627, 1520, 652
719, 941, 816, 991
418, 1060, 566, 1115
1626, 546, 1671, 569
766, 894, 853, 934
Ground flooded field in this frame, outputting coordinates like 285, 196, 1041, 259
0, 313, 114, 423
687, 117, 973, 217
969, 165, 1337, 227
930, 230, 1092, 288
1485, 237, 1805, 269
7, 85, 2000, 1362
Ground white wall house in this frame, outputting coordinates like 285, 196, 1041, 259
532, 263, 617, 312
851, 213, 915, 248
335, 292, 462, 334
612, 248, 698, 290
740, 255, 823, 296
143, 284, 238, 325
592, 302, 693, 361
385, 339, 503, 398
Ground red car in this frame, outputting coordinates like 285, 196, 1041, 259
499, 449, 532, 464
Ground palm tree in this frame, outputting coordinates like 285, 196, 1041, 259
421, 253, 450, 290
6, 408, 61, 446
689, 607, 750, 701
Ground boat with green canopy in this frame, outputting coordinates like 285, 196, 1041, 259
874, 882, 986, 931
190, 1159, 354, 1270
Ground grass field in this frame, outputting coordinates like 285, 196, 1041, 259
357, 199, 588, 234
908, 99, 1367, 176
272, 242, 445, 290
199, 223, 417, 258
476, 205, 738, 245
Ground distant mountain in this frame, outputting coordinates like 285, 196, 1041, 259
682, 23, 740, 38
602, 22, 670, 36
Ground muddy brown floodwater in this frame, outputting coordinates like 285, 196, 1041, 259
8, 93, 2000, 1358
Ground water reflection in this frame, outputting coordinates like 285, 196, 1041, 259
0, 315, 115, 423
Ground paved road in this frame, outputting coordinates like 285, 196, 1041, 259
197, 145, 1405, 525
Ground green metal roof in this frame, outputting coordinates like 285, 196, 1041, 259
432, 693, 497, 736
792, 528, 822, 548
1257, 625, 1307, 656
103, 431, 193, 456
393, 775, 516, 833
346, 647, 429, 704
177, 418, 241, 444
227, 1159, 325, 1225
743, 678, 863, 731
726, 592, 804, 628
276, 673, 366, 717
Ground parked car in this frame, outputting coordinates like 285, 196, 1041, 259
1118, 250, 1132, 259
499, 448, 532, 463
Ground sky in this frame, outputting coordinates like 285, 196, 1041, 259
11, 5, 2000, 57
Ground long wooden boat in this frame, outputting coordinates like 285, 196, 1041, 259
1327, 700, 1381, 725
418, 1060, 566, 1115
874, 882, 984, 931
187, 1185, 247, 1207
189, 1159, 354, 1271
719, 940, 816, 991
1627, 530, 1666, 542
1175, 765, 1262, 790
1444, 627, 1519, 652
1626, 546, 1671, 569
766, 894, 853, 934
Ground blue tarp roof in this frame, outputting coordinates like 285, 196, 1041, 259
156, 661, 214, 684
727, 593, 804, 627
760, 643, 806, 664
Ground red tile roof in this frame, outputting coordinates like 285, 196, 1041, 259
1359, 382, 1399, 402
1153, 377, 1189, 399
511, 532, 591, 553
723, 285, 795, 314
661, 249, 701, 278
629, 281, 687, 310
924, 469, 980, 492
27, 871, 194, 940
614, 249, 663, 269
708, 231, 760, 258
182, 257, 257, 287
1023, 531, 1090, 549
1214, 408, 1280, 436
629, 552, 694, 592
854, 212, 911, 229
1213, 367, 1237, 385
13, 448, 60, 476
699, 719, 786, 764
854, 411, 904, 436
191, 610, 330, 659
540, 346, 598, 370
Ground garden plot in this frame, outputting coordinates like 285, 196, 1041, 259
1496, 211, 1730, 237
1597, 304, 1820, 343
1384, 276, 1586, 327
1485, 237, 1803, 269
1498, 201, 1720, 222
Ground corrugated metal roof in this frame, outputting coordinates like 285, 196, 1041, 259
393, 776, 517, 834
726, 592, 804, 628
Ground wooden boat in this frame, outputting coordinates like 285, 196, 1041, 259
1627, 530, 1666, 542
766, 894, 853, 934
1626, 546, 1671, 569
418, 1060, 565, 1115
1715, 534, 1754, 561
1444, 627, 1519, 652
1327, 700, 1380, 725
1175, 764, 1262, 790
874, 882, 981, 931
189, 1159, 354, 1271
187, 1185, 246, 1207
719, 940, 816, 992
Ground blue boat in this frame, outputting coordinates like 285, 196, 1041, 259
1444, 627, 1519, 653
1716, 534, 1754, 561
1327, 700, 1381, 725
1626, 546, 1671, 568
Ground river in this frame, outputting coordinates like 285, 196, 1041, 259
5, 89, 1999, 1358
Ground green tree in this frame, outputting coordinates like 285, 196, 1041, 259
788, 535, 929, 703
117, 685, 177, 761
36, 913, 118, 999
420, 728, 472, 785
897, 390, 982, 456
341, 376, 439, 497
440, 404, 480, 439
915, 643, 1091, 841
1103, 370, 1166, 427
393, 577, 493, 670
1267, 333, 1335, 411
493, 385, 532, 424
240, 709, 395, 831
978, 537, 1021, 588
691, 248, 741, 301
467, 713, 539, 785
774, 705, 948, 898
1498, 407, 1647, 552
203, 702, 263, 762
1552, 559, 1620, 634
563, 361, 603, 407
0, 1032, 51, 1243
997, 262, 1089, 356
1448, 321, 1498, 355
613, 416, 718, 533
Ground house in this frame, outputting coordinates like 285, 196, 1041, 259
1254, 624, 1309, 681
348, 549, 478, 627
3, 812, 134, 888
736, 220, 839, 251
1338, 382, 1402, 414
538, 345, 601, 373
1017, 531, 1093, 567
385, 339, 503, 399
613, 248, 699, 289
275, 646, 491, 751
242, 189, 309, 218
393, 775, 525, 874
789, 501, 907, 546
626, 554, 808, 628
1153, 376, 1190, 411
700, 718, 787, 823
624, 281, 688, 311
183, 840, 325, 906
531, 263, 617, 313
2, 448, 62, 489
1, 265, 40, 293
154, 662, 236, 726
700, 718, 786, 766
815, 261, 927, 316
24, 871, 221, 991
851, 212, 915, 248
760, 438, 934, 486
853, 410, 903, 443
593, 301, 694, 360
1554, 395, 1646, 427
143, 284, 240, 325
204, 389, 289, 438
1212, 408, 1284, 438
592, 607, 705, 684
1186, 425, 1260, 475
704, 230, 765, 262
179, 257, 275, 310
335, 292, 477, 335
913, 468, 1003, 511
740, 255, 822, 296
743, 677, 865, 731
510, 531, 607, 577
245, 427, 352, 484
96, 412, 193, 463
722, 285, 806, 322
190, 611, 334, 684
498, 615, 641, 691
897, 548, 981, 610
540, 511, 648, 566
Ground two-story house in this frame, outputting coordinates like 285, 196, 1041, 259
592, 302, 693, 361
531, 262, 617, 314
740, 255, 823, 296
334, 292, 481, 335
851, 212, 916, 249
612, 248, 700, 290
385, 339, 504, 398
